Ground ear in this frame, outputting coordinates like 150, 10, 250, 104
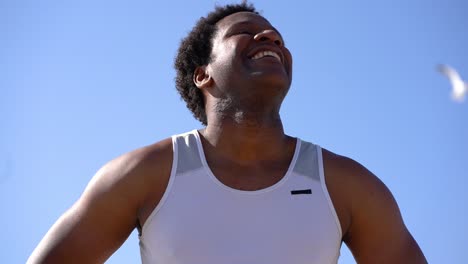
193, 65, 213, 89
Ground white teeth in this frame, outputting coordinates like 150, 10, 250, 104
251, 50, 281, 62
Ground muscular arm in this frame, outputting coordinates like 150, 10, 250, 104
323, 150, 427, 264
27, 139, 172, 264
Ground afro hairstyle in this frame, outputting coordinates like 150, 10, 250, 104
174, 1, 259, 125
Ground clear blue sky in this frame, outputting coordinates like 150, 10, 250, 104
1, 0, 467, 263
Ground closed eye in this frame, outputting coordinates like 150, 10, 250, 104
236, 31, 252, 35
226, 26, 253, 37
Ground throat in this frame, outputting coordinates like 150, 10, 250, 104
213, 96, 282, 127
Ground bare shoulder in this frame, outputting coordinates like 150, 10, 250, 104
27, 137, 174, 264
321, 148, 395, 237
84, 137, 174, 221
95, 137, 174, 203
129, 138, 175, 228
320, 148, 368, 238
104, 136, 173, 179
321, 148, 427, 263
321, 148, 392, 214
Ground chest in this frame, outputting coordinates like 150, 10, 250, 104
140, 170, 342, 264
207, 160, 291, 191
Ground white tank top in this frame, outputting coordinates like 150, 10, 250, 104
139, 130, 342, 263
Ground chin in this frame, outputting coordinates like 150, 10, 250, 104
250, 72, 291, 92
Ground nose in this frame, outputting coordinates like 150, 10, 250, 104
253, 29, 283, 47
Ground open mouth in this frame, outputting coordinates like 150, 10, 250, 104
250, 50, 282, 63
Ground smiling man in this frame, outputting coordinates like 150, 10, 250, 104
28, 2, 427, 264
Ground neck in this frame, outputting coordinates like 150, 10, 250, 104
200, 111, 293, 164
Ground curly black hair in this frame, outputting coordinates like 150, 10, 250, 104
174, 1, 259, 125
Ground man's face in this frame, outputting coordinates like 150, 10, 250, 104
206, 12, 293, 103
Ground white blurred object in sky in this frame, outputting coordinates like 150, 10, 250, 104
437, 64, 467, 102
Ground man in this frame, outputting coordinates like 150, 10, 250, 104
28, 2, 427, 263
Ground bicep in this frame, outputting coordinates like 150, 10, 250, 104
344, 164, 426, 263
28, 161, 142, 263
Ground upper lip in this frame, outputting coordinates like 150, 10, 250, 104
247, 45, 284, 64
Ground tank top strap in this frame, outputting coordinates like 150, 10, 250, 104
292, 141, 321, 182
172, 130, 204, 175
